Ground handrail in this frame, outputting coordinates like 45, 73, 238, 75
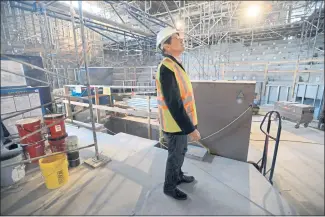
259, 111, 282, 184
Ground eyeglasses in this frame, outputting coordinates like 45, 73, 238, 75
176, 32, 185, 40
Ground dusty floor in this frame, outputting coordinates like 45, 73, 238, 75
1, 126, 295, 215
248, 115, 324, 215
1, 114, 323, 215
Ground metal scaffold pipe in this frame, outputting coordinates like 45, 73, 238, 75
1, 144, 95, 168
55, 1, 153, 37
3, 107, 90, 149
78, 1, 100, 161
1, 96, 62, 121
0, 54, 80, 84
1, 68, 50, 86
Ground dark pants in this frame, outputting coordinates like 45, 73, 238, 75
163, 133, 188, 191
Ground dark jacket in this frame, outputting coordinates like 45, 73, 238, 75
158, 54, 197, 135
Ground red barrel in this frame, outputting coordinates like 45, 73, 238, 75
16, 118, 46, 163
23, 141, 46, 163
16, 118, 42, 144
44, 114, 66, 139
48, 134, 68, 153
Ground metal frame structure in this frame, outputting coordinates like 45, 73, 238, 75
0, 2, 107, 168
0, 1, 324, 167
1, 1, 323, 84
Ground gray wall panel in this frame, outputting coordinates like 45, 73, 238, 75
79, 67, 114, 85
191, 81, 255, 162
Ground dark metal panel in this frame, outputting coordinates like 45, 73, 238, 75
78, 67, 114, 86
192, 81, 255, 162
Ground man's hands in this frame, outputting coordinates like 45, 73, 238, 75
189, 129, 201, 142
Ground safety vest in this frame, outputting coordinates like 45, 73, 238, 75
156, 57, 198, 133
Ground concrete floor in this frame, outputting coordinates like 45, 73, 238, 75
248, 115, 324, 215
1, 124, 296, 215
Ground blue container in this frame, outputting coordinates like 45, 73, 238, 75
71, 87, 94, 97
70, 87, 111, 105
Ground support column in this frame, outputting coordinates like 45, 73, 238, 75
292, 60, 299, 98
78, 1, 99, 160
70, 2, 80, 71
147, 96, 152, 140
64, 86, 72, 121
262, 63, 269, 104
95, 87, 100, 123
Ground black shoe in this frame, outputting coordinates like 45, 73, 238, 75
164, 188, 187, 200
177, 175, 195, 185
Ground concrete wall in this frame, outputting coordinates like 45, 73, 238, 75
192, 81, 255, 162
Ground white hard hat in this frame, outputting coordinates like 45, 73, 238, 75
156, 27, 179, 51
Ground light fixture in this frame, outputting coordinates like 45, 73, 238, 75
246, 4, 261, 17
176, 20, 184, 30
60, 1, 101, 14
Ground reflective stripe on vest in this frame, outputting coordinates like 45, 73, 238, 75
157, 95, 193, 108
156, 57, 198, 133
164, 58, 189, 94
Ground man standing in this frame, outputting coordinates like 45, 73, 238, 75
155, 27, 201, 200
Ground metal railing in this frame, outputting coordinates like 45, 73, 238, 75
0, 2, 102, 168
259, 111, 282, 185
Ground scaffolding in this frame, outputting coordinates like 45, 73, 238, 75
0, 0, 159, 167
0, 2, 112, 168
1, 1, 323, 82
0, 0, 324, 170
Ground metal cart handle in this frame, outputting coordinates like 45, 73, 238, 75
259, 111, 281, 140
259, 111, 282, 185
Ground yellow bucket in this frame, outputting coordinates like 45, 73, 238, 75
39, 153, 69, 189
